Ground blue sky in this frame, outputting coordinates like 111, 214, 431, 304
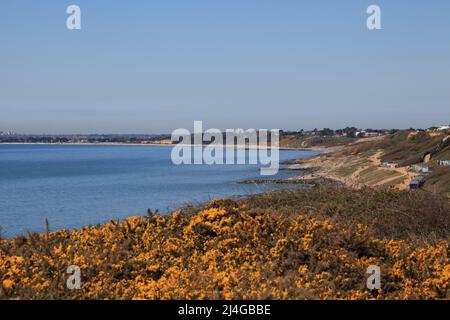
1, 0, 449, 134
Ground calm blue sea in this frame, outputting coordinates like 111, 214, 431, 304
0, 144, 318, 238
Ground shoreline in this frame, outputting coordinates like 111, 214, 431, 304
0, 142, 175, 147
0, 142, 313, 151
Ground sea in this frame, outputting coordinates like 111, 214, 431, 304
0, 144, 319, 238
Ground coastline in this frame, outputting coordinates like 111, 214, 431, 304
0, 142, 175, 147
286, 144, 424, 192
0, 141, 413, 190
0, 142, 312, 151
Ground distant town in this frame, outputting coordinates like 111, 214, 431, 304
0, 132, 172, 144
1, 125, 449, 144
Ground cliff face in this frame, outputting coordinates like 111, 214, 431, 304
294, 131, 450, 196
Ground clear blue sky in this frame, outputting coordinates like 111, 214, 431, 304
1, 0, 449, 134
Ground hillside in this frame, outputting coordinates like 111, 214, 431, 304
424, 166, 450, 196
280, 134, 356, 148
1, 186, 449, 300
378, 132, 447, 166
295, 130, 450, 197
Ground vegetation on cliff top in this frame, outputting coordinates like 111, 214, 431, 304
1, 186, 449, 300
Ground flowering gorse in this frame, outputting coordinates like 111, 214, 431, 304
0, 197, 448, 300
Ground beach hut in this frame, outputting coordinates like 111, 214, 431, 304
409, 175, 425, 190
437, 160, 450, 166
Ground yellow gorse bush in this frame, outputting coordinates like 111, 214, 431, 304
0, 198, 448, 300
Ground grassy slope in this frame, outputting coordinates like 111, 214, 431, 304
350, 131, 448, 166
380, 132, 446, 166
344, 131, 450, 196
424, 167, 450, 196
280, 135, 355, 148
436, 145, 450, 159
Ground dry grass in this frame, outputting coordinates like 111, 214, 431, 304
350, 131, 447, 167
280, 135, 355, 148
424, 167, 450, 197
